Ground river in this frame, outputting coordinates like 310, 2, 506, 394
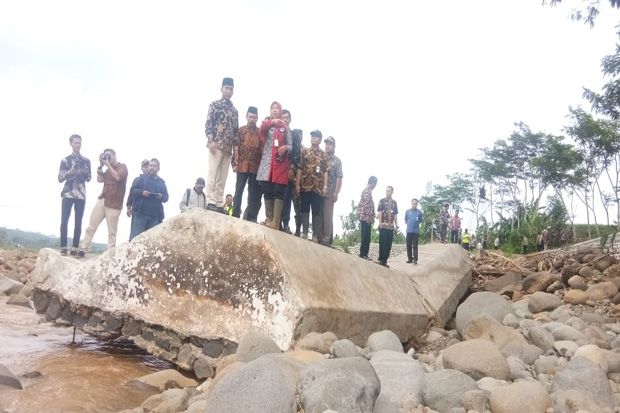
0, 296, 170, 413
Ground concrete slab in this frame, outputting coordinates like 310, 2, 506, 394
31, 209, 471, 353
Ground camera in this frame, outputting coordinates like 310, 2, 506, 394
99, 152, 110, 162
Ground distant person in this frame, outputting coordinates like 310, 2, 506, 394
296, 130, 328, 241
542, 227, 550, 250
404, 198, 423, 264
439, 203, 450, 243
281, 110, 303, 234
320, 136, 343, 246
482, 234, 488, 250
129, 159, 169, 240
461, 229, 470, 251
179, 177, 207, 212
127, 159, 150, 218
536, 232, 544, 252
257, 101, 291, 229
494, 235, 500, 250
79, 148, 128, 256
58, 134, 91, 256
450, 210, 461, 244
205, 77, 239, 213
357, 176, 377, 260
522, 235, 528, 254
377, 186, 399, 267
224, 194, 234, 216
231, 106, 262, 222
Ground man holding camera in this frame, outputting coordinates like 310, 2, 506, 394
58, 134, 91, 256
78, 149, 128, 256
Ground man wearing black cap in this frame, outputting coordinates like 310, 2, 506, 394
296, 130, 328, 241
320, 136, 343, 246
179, 177, 207, 212
204, 77, 239, 213
231, 106, 262, 221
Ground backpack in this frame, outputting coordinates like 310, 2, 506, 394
185, 188, 206, 207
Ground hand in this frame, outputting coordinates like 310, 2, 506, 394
331, 193, 338, 203
295, 184, 301, 195
103, 159, 111, 168
271, 119, 282, 127
207, 142, 217, 154
277, 146, 287, 155
126, 207, 132, 217
232, 164, 238, 173
142, 190, 151, 197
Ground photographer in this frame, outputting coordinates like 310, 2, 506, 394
78, 148, 128, 257
58, 134, 91, 256
129, 158, 168, 240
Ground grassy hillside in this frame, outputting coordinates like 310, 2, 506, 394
0, 227, 106, 252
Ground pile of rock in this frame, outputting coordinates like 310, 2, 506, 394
0, 248, 36, 308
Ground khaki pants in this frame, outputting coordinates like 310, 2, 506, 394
81, 198, 122, 251
207, 149, 232, 207
321, 197, 335, 245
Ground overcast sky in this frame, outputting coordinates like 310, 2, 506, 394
1, 0, 619, 244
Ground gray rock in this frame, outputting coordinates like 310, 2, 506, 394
476, 377, 509, 393
506, 356, 533, 379
372, 397, 400, 413
528, 292, 562, 313
366, 330, 403, 353
455, 292, 514, 334
193, 357, 214, 379
523, 271, 554, 294
586, 281, 618, 301
528, 326, 555, 352
442, 339, 511, 381
489, 381, 550, 413
551, 357, 614, 410
606, 350, 620, 373
553, 340, 578, 357
553, 389, 608, 413
500, 342, 543, 365
546, 280, 563, 293
462, 314, 527, 349
19, 285, 32, 297
534, 355, 560, 375
549, 306, 572, 322
369, 350, 425, 407
0, 364, 22, 389
206, 356, 297, 413
563, 289, 588, 305
298, 357, 380, 413
0, 275, 24, 295
423, 369, 478, 413
294, 331, 337, 354
141, 388, 189, 413
176, 343, 200, 371
185, 399, 207, 413
461, 389, 489, 412
550, 324, 588, 345
484, 271, 523, 294
331, 339, 361, 358
502, 313, 519, 328
6, 293, 32, 308
568, 275, 587, 290
235, 330, 282, 362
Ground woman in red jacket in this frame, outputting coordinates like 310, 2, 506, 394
257, 101, 291, 229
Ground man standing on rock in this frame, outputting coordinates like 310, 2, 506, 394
204, 77, 239, 213
405, 198, 423, 264
377, 186, 399, 267
179, 177, 207, 212
320, 136, 342, 246
79, 148, 128, 256
231, 106, 262, 221
357, 176, 377, 259
130, 159, 169, 240
450, 210, 461, 244
281, 110, 303, 234
58, 134, 91, 256
439, 203, 450, 243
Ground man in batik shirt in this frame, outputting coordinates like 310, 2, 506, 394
377, 186, 399, 267
356, 176, 377, 259
295, 130, 328, 241
320, 136, 342, 246
204, 77, 239, 213
232, 106, 262, 221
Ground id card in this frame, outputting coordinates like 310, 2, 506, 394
315, 165, 320, 174
274, 139, 279, 147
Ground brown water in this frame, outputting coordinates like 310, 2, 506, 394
0, 296, 170, 413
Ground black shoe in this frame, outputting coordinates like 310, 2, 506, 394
282, 225, 292, 234
413, 260, 418, 265
359, 255, 368, 259
60, 248, 67, 256
76, 251, 85, 258
70, 250, 78, 256
207, 203, 219, 212
378, 261, 389, 268
406, 259, 412, 263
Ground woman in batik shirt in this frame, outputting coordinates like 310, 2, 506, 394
257, 101, 291, 229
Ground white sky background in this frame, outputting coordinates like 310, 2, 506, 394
1, 0, 619, 244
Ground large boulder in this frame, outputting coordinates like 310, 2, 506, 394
528, 292, 562, 313
442, 339, 511, 381
567, 275, 587, 291
484, 271, 523, 294
527, 326, 555, 352
297, 357, 380, 413
455, 292, 513, 334
235, 331, 282, 362
586, 281, 618, 301
366, 330, 403, 353
522, 271, 554, 294
551, 357, 614, 410
294, 331, 337, 354
423, 369, 478, 413
141, 388, 189, 413
331, 339, 361, 358
563, 289, 588, 305
489, 381, 550, 413
0, 275, 24, 296
369, 350, 425, 407
462, 314, 527, 349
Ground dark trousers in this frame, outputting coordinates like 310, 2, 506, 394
440, 224, 448, 242
462, 242, 470, 251
406, 232, 419, 262
60, 198, 85, 249
359, 221, 372, 258
300, 191, 322, 216
233, 172, 262, 222
130, 213, 161, 241
522, 245, 528, 254
451, 229, 459, 244
260, 181, 285, 200
282, 181, 301, 229
379, 228, 394, 263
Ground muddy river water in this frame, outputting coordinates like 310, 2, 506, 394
0, 296, 170, 413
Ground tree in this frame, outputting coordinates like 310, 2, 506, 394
545, 0, 620, 26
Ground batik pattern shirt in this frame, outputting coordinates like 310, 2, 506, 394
378, 198, 398, 230
58, 154, 91, 200
357, 188, 375, 224
235, 125, 261, 174
325, 154, 343, 197
205, 98, 239, 154
440, 210, 450, 226
299, 147, 328, 194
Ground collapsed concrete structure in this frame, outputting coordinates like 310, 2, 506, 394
30, 209, 471, 374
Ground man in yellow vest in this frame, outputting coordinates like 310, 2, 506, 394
461, 229, 470, 251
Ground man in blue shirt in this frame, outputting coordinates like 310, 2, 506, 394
129, 158, 169, 240
405, 198, 423, 264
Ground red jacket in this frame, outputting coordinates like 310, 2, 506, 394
259, 118, 290, 185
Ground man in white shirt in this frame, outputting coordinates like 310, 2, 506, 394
179, 177, 208, 212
